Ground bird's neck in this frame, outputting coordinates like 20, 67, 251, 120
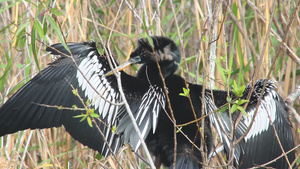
136, 62, 177, 86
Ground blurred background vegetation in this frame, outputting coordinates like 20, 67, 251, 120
0, 0, 299, 168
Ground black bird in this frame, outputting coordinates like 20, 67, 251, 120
0, 36, 295, 168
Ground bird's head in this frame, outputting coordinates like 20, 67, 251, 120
130, 36, 181, 65
105, 36, 181, 77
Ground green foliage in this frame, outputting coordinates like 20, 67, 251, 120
219, 82, 249, 115
74, 108, 99, 127
0, 53, 12, 93
46, 15, 70, 54
176, 126, 182, 133
179, 87, 190, 97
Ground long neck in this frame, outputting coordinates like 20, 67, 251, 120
137, 61, 178, 86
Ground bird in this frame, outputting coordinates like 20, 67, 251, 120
0, 36, 295, 169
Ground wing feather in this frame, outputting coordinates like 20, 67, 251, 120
208, 79, 295, 168
0, 41, 166, 158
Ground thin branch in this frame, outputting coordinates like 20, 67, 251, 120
88, 0, 156, 168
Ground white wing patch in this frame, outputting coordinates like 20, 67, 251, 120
77, 56, 120, 119
76, 54, 121, 155
136, 85, 166, 134
206, 80, 280, 165
76, 53, 166, 154
243, 90, 277, 141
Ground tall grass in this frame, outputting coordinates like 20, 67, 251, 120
0, 0, 299, 168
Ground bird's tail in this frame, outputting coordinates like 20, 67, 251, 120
169, 152, 201, 169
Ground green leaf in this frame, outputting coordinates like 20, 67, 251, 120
74, 114, 85, 118
87, 108, 94, 115
231, 104, 237, 114
86, 99, 92, 106
146, 36, 154, 48
0, 53, 12, 92
97, 43, 104, 55
176, 126, 182, 133
238, 85, 246, 96
46, 15, 70, 54
34, 20, 46, 40
57, 105, 62, 110
219, 105, 228, 112
226, 96, 232, 102
79, 115, 87, 122
50, 8, 63, 16
95, 153, 102, 160
31, 25, 41, 72
112, 126, 117, 133
179, 87, 190, 97
43, 20, 47, 36
72, 89, 78, 96
72, 105, 78, 110
87, 117, 93, 127
237, 106, 248, 116
14, 22, 30, 41
90, 111, 99, 118
237, 99, 249, 105
202, 35, 207, 42
0, 0, 20, 14
232, 81, 245, 97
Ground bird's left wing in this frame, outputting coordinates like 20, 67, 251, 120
0, 42, 165, 157
207, 79, 295, 168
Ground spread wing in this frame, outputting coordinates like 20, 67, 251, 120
0, 42, 165, 157
207, 79, 295, 168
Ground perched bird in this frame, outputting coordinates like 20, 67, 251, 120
0, 36, 295, 169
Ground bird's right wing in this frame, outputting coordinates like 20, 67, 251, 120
0, 42, 165, 157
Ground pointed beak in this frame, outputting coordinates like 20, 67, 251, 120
105, 57, 141, 76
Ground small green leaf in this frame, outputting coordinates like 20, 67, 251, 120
112, 126, 117, 133
226, 96, 232, 102
238, 85, 246, 95
146, 36, 154, 48
31, 25, 41, 72
97, 44, 104, 55
179, 87, 190, 97
46, 15, 70, 54
72, 89, 78, 96
237, 106, 248, 116
90, 112, 99, 118
72, 105, 78, 110
86, 99, 92, 105
95, 153, 102, 160
231, 104, 237, 114
0, 53, 12, 92
43, 20, 47, 36
50, 8, 63, 16
219, 105, 228, 112
87, 117, 93, 127
202, 36, 207, 42
57, 105, 62, 110
79, 115, 87, 122
74, 114, 85, 118
14, 22, 30, 41
237, 99, 249, 105
176, 126, 182, 133
86, 108, 94, 115
34, 20, 46, 40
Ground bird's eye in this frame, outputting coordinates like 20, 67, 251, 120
132, 56, 141, 62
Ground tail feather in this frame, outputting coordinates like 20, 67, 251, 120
169, 153, 201, 169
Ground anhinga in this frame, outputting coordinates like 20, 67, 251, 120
0, 36, 295, 168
